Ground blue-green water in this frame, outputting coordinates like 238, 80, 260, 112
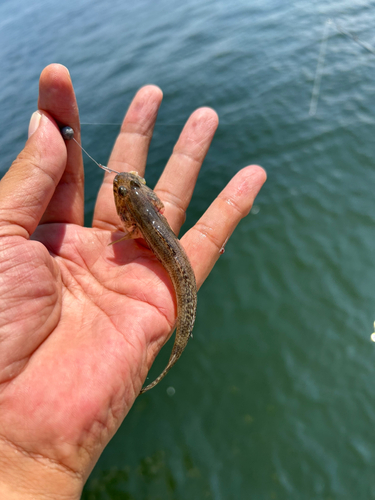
2, 0, 375, 498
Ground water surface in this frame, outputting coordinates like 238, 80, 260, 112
1, 0, 375, 498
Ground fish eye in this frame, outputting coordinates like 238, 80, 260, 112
130, 179, 141, 189
118, 186, 127, 196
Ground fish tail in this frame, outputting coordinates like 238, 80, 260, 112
139, 354, 178, 395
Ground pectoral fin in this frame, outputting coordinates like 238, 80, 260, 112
108, 226, 143, 246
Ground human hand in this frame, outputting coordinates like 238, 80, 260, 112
0, 64, 266, 499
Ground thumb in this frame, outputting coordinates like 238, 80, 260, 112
0, 111, 67, 239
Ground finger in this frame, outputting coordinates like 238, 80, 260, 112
37, 64, 84, 225
0, 112, 66, 238
182, 165, 267, 289
154, 107, 218, 234
93, 85, 163, 230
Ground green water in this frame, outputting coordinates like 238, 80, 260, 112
2, 0, 375, 498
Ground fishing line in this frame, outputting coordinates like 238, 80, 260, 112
60, 126, 120, 174
79, 122, 198, 127
334, 21, 375, 56
309, 19, 331, 116
309, 19, 375, 116
68, 21, 375, 129
80, 122, 187, 125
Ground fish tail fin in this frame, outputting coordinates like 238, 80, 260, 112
139, 354, 178, 395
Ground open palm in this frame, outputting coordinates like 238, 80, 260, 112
0, 65, 266, 498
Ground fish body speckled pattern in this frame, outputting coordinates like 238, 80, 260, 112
113, 171, 197, 394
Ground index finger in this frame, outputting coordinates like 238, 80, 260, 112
38, 64, 84, 226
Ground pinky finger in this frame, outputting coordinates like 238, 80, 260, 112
181, 165, 266, 290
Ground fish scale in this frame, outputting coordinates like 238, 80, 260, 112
113, 171, 197, 394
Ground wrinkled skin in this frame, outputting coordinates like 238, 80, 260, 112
0, 64, 266, 499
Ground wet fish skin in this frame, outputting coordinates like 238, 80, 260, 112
113, 171, 197, 394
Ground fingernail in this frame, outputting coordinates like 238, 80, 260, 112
28, 111, 42, 138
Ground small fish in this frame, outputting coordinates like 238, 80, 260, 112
113, 171, 197, 394
58, 126, 196, 393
